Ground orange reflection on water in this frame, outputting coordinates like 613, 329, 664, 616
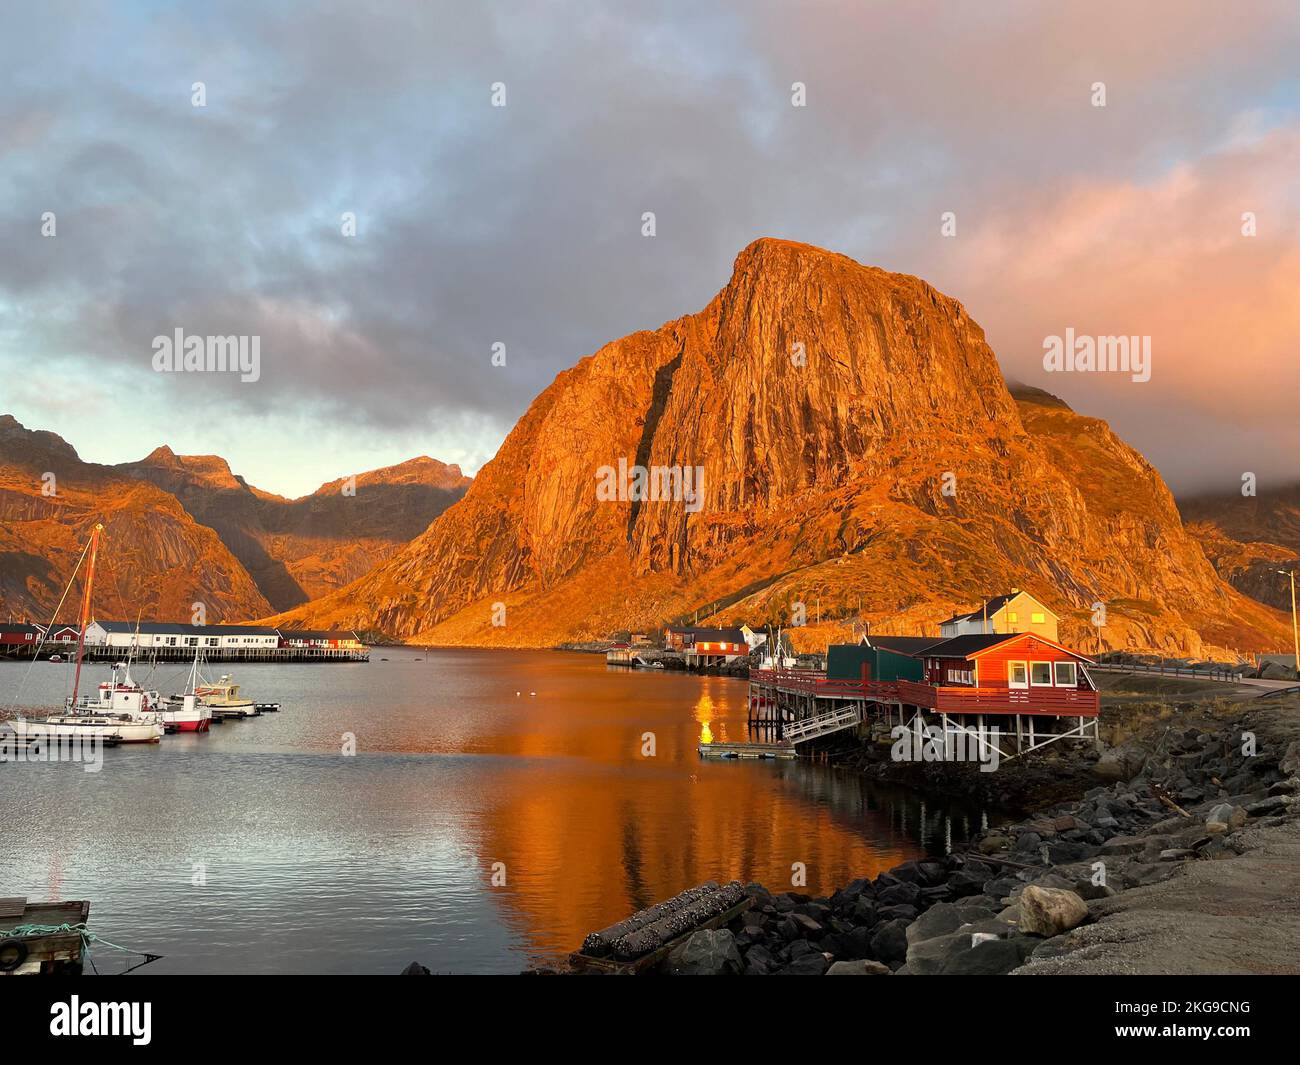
446, 660, 972, 964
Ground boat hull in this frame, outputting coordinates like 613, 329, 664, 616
163, 714, 211, 733
9, 717, 163, 743
207, 702, 258, 719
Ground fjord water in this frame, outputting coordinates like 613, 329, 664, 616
0, 648, 987, 973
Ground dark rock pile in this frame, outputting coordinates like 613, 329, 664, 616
659, 711, 1300, 975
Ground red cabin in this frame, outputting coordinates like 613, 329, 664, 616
900, 631, 1098, 716
0, 623, 43, 647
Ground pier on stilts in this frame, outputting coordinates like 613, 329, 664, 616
707, 633, 1102, 762
741, 668, 1098, 760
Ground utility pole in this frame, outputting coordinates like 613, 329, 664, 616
1280, 569, 1299, 672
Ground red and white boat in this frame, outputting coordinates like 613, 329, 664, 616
11, 525, 164, 744
162, 652, 212, 733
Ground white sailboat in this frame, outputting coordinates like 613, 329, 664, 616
8, 524, 164, 745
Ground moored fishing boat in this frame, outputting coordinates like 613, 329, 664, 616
7, 525, 164, 744
48, 661, 165, 743
194, 675, 258, 718
162, 652, 212, 733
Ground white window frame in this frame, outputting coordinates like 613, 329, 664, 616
1030, 661, 1053, 686
1054, 661, 1077, 687
1008, 661, 1029, 689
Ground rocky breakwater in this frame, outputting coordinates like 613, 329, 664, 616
660, 699, 1300, 975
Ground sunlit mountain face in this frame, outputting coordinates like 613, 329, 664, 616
271, 240, 1292, 658
1, 3, 1296, 501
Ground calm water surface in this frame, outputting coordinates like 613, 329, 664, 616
0, 648, 987, 973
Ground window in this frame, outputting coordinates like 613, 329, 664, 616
1054, 661, 1077, 687
1008, 661, 1028, 688
1008, 612, 1018, 624
1031, 612, 1046, 624
945, 668, 973, 685
1030, 661, 1053, 686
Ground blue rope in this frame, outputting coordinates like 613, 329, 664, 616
3, 921, 161, 972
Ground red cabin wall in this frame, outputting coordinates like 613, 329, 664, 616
973, 639, 1088, 691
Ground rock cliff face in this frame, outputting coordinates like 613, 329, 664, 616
0, 415, 470, 623
118, 449, 470, 609
0, 415, 271, 623
1180, 484, 1300, 613
270, 239, 1289, 655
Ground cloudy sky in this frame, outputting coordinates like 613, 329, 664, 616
2, 1, 1297, 498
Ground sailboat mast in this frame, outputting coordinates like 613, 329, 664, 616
70, 523, 103, 709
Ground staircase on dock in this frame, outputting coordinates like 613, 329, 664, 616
782, 704, 862, 745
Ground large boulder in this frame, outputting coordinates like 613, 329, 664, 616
1017, 886, 1089, 937
943, 936, 1035, 975
776, 952, 832, 975
666, 928, 743, 975
869, 918, 910, 964
827, 959, 891, 975
1206, 803, 1246, 830
906, 900, 999, 946
741, 942, 777, 975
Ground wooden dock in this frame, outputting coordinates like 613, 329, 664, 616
3, 647, 368, 663
698, 740, 795, 760
0, 898, 90, 975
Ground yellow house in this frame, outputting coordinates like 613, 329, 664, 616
938, 590, 1058, 641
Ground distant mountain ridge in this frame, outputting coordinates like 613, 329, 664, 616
1179, 484, 1300, 614
118, 447, 470, 610
0, 414, 470, 623
267, 238, 1290, 656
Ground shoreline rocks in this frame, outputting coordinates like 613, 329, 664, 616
656, 700, 1300, 975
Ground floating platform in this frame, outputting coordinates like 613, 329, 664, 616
698, 740, 795, 760
0, 898, 90, 975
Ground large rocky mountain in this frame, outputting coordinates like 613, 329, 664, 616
270, 238, 1290, 656
1179, 484, 1300, 613
118, 448, 470, 610
0, 415, 470, 623
0, 415, 271, 623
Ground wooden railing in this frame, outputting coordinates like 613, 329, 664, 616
752, 670, 1099, 717
783, 705, 862, 744
897, 680, 1099, 717
1091, 662, 1243, 682
750, 669, 894, 698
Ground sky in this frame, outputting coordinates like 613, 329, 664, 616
1, 0, 1297, 498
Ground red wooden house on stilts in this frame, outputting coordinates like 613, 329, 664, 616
744, 631, 1099, 759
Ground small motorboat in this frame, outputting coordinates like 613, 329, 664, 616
194, 675, 258, 718
162, 652, 212, 733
